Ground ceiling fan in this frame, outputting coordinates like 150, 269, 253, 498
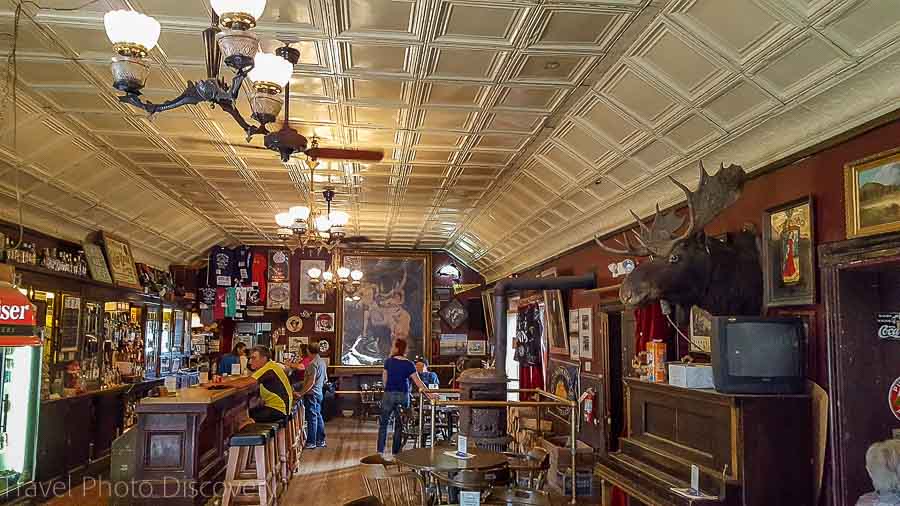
197, 45, 386, 164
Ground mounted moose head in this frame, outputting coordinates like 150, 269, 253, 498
595, 162, 762, 316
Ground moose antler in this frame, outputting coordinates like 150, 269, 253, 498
595, 161, 748, 258
669, 161, 748, 238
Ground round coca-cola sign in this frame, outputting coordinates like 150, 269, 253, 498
889, 377, 900, 421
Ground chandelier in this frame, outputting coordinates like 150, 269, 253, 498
306, 253, 364, 301
103, 1, 295, 139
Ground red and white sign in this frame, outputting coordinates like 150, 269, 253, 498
889, 376, 900, 421
0, 286, 39, 346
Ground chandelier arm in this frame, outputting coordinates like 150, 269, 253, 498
118, 80, 210, 115
218, 100, 267, 141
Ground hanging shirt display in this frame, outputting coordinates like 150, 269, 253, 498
225, 287, 237, 318
208, 246, 234, 287
234, 245, 253, 285
213, 288, 226, 320
251, 251, 267, 305
199, 287, 217, 309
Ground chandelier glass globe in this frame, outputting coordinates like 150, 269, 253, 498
104, 10, 161, 57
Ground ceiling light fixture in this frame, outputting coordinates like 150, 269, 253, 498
103, 2, 299, 141
544, 61, 561, 70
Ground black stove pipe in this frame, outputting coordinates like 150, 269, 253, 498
492, 273, 597, 377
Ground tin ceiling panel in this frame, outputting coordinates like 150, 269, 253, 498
1, 0, 898, 275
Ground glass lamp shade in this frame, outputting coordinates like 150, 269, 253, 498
249, 90, 282, 125
211, 0, 266, 28
249, 53, 293, 92
322, 271, 334, 282
289, 206, 310, 221
104, 10, 161, 57
274, 211, 293, 228
315, 215, 332, 232
350, 269, 364, 281
307, 267, 322, 279
328, 211, 350, 227
276, 227, 292, 239
337, 267, 351, 279
352, 295, 361, 301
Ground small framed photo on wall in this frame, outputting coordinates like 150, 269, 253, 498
762, 196, 816, 307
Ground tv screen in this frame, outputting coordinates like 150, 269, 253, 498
711, 316, 804, 394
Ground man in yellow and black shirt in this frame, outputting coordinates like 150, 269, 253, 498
248, 345, 293, 423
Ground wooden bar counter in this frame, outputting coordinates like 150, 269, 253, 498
121, 377, 258, 505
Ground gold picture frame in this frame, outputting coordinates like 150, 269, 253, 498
96, 231, 141, 289
336, 250, 431, 367
844, 147, 900, 239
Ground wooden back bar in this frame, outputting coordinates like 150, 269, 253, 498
127, 378, 258, 505
596, 379, 813, 506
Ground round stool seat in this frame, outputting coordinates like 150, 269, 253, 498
230, 425, 274, 447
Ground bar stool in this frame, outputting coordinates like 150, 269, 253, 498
222, 423, 277, 506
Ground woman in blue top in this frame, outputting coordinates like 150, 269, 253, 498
378, 339, 434, 456
218, 342, 246, 376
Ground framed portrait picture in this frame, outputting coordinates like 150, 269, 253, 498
267, 249, 290, 282
547, 358, 580, 423
97, 232, 140, 289
689, 305, 712, 353
579, 307, 593, 358
299, 259, 326, 305
540, 268, 569, 356
82, 242, 113, 284
467, 340, 486, 356
844, 147, 900, 239
440, 333, 468, 356
763, 196, 816, 307
338, 251, 430, 366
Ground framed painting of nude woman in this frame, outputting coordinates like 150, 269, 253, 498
337, 251, 431, 366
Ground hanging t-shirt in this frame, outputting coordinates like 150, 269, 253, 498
234, 245, 253, 285
213, 288, 226, 320
209, 246, 234, 287
199, 287, 217, 309
225, 287, 237, 318
251, 251, 267, 305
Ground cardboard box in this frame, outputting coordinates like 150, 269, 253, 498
668, 363, 714, 389
646, 340, 667, 383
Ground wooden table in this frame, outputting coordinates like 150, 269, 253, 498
394, 445, 508, 473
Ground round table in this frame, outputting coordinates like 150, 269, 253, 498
394, 445, 509, 473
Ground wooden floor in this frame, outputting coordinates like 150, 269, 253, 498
38, 416, 598, 505
282, 416, 379, 505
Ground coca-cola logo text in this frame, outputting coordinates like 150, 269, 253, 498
877, 312, 900, 340
880, 325, 900, 339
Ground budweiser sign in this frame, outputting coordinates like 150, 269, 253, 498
877, 312, 900, 340
0, 287, 35, 326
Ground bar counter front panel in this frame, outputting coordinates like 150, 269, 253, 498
126, 378, 257, 505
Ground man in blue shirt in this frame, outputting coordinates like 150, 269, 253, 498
414, 356, 439, 387
297, 345, 328, 449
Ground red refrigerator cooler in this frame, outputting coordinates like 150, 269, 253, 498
0, 284, 42, 498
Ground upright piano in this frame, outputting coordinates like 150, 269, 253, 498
596, 379, 812, 505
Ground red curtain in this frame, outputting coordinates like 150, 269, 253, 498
519, 363, 543, 400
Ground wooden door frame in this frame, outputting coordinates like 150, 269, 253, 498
819, 232, 900, 506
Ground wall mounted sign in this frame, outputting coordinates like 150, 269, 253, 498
286, 316, 303, 333
266, 282, 290, 310
878, 312, 900, 340
608, 259, 635, 278
82, 242, 113, 284
299, 259, 326, 304
440, 299, 468, 329
889, 376, 900, 421
98, 231, 141, 289
466, 340, 486, 356
319, 339, 330, 354
267, 249, 290, 282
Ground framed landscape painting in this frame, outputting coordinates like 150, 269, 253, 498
845, 147, 900, 239
762, 196, 816, 307
338, 251, 430, 366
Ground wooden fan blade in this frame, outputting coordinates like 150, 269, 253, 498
305, 147, 384, 162
177, 139, 270, 151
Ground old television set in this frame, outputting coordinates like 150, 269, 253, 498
710, 316, 805, 394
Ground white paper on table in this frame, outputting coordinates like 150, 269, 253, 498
460, 490, 481, 506
443, 450, 475, 460
457, 434, 468, 455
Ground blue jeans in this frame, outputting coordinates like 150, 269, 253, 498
377, 391, 410, 454
304, 392, 325, 446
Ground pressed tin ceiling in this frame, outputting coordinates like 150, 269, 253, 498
1, 1, 900, 277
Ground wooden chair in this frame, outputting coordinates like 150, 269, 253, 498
502, 447, 550, 490
360, 456, 428, 506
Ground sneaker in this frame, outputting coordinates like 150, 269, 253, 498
304, 444, 317, 450
317, 441, 327, 448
